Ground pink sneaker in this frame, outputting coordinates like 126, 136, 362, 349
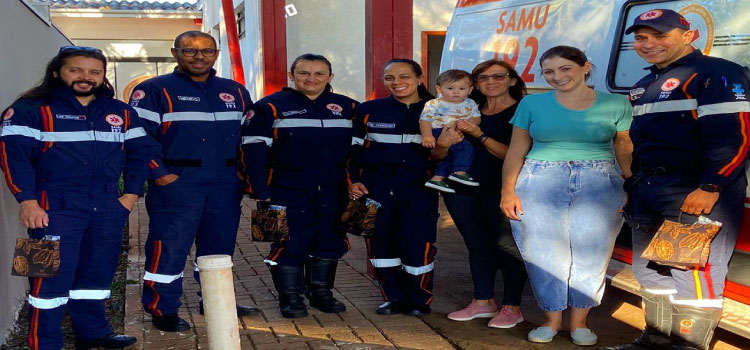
487, 306, 524, 328
447, 300, 498, 321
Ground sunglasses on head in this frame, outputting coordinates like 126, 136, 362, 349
59, 46, 103, 54
174, 48, 219, 57
475, 73, 510, 82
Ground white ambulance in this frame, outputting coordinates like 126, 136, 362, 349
440, 0, 750, 339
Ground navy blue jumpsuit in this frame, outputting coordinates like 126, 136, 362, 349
0, 87, 160, 350
242, 88, 358, 265
129, 68, 252, 316
349, 96, 439, 306
628, 50, 750, 306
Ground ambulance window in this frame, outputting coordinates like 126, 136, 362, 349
608, 1, 750, 91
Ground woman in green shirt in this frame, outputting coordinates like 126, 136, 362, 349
500, 46, 633, 346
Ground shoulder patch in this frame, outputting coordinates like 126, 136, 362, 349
131, 90, 146, 100
219, 93, 235, 102
661, 78, 680, 91
106, 114, 124, 126
327, 103, 343, 113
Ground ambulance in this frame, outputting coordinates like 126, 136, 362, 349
440, 0, 750, 338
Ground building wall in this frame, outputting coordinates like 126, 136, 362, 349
412, 0, 455, 64
202, 0, 265, 101
0, 1, 71, 343
284, 0, 366, 102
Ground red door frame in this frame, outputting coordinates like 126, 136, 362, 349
261, 0, 288, 97
365, 0, 413, 100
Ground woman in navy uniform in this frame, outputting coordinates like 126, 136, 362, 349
348, 59, 443, 315
242, 54, 359, 318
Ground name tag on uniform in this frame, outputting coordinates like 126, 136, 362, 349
55, 114, 87, 120
367, 122, 396, 129
177, 96, 201, 102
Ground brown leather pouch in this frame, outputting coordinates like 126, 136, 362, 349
250, 203, 289, 243
640, 217, 721, 270
12, 237, 61, 277
340, 198, 380, 237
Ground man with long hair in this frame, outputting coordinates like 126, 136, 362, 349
0, 46, 161, 349
129, 31, 259, 332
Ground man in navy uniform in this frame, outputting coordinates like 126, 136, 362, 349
1, 46, 159, 349
604, 9, 750, 350
129, 31, 259, 332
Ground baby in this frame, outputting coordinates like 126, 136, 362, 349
419, 69, 481, 193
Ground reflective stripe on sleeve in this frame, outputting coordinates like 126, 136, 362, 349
322, 119, 353, 128
28, 295, 68, 309
69, 289, 111, 300
3, 127, 131, 143
163, 112, 215, 122
351, 137, 365, 146
697, 101, 750, 118
0, 125, 42, 139
369, 258, 402, 268
143, 271, 184, 283
272, 119, 353, 128
133, 107, 161, 124
365, 133, 423, 144
633, 99, 698, 116
401, 262, 434, 275
242, 136, 273, 146
273, 119, 322, 128
214, 111, 244, 121
124, 127, 147, 140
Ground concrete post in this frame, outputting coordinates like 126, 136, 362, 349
196, 255, 240, 350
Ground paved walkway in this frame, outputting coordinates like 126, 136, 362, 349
124, 199, 455, 350
123, 198, 747, 350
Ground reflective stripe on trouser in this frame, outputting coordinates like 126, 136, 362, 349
362, 167, 439, 306
264, 184, 350, 266
27, 202, 127, 350
630, 170, 745, 307
142, 180, 242, 315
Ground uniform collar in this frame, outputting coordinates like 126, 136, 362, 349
386, 95, 425, 107
282, 87, 332, 101
647, 49, 702, 74
173, 67, 217, 83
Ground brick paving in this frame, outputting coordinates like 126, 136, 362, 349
124, 198, 456, 350
123, 198, 748, 350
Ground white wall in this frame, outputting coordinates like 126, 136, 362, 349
0, 0, 71, 343
412, 0, 456, 64
202, 0, 264, 101
285, 0, 366, 102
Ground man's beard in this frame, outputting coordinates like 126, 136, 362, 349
68, 80, 103, 97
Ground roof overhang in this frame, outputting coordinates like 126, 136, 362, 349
50, 8, 201, 19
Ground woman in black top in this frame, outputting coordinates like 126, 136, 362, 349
436, 59, 528, 328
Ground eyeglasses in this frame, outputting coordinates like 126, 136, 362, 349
59, 46, 103, 54
174, 48, 218, 57
475, 73, 510, 83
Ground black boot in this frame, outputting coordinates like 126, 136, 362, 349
75, 333, 137, 349
598, 290, 671, 350
270, 264, 308, 318
151, 313, 191, 332
305, 257, 346, 313
668, 304, 722, 350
